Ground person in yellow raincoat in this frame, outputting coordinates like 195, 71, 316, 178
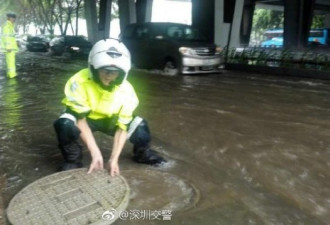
53, 39, 167, 176
1, 13, 18, 78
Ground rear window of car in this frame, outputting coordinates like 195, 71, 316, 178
28, 36, 46, 42
65, 36, 87, 44
122, 26, 135, 38
166, 26, 208, 42
135, 26, 150, 38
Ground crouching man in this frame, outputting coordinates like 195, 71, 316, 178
54, 39, 166, 176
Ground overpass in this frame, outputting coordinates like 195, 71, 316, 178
84, 0, 330, 49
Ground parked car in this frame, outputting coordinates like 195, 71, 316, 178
26, 35, 50, 52
49, 35, 92, 56
16, 34, 28, 49
120, 22, 223, 75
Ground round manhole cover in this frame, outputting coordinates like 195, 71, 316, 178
7, 168, 129, 225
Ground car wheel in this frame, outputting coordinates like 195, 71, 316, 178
163, 60, 178, 76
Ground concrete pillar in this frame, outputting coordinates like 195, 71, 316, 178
84, 0, 112, 43
283, 0, 315, 49
84, 0, 98, 44
145, 0, 153, 22
136, 0, 153, 23
325, 14, 330, 28
214, 0, 245, 48
214, 0, 231, 47
230, 0, 244, 47
98, 0, 112, 40
192, 0, 215, 42
118, 0, 136, 33
240, 2, 255, 46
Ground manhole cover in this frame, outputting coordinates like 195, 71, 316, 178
7, 169, 129, 225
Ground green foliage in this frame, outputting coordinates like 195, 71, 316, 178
227, 47, 330, 72
112, 0, 119, 19
251, 8, 326, 45
311, 15, 325, 28
252, 9, 283, 36
1, 0, 119, 36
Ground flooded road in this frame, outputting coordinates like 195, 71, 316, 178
1, 51, 330, 225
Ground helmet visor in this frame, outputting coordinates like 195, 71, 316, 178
100, 66, 121, 72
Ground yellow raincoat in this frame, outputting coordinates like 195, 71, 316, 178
1, 20, 18, 78
62, 68, 139, 131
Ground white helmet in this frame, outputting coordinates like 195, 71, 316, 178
88, 39, 131, 86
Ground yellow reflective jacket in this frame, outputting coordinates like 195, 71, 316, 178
62, 68, 139, 131
1, 20, 18, 51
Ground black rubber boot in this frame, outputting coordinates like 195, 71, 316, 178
58, 162, 83, 171
133, 147, 167, 165
54, 117, 83, 171
58, 142, 83, 171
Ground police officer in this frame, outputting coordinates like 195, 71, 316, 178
1, 13, 18, 78
54, 39, 166, 176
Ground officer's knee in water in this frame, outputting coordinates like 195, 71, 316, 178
54, 118, 81, 144
129, 119, 151, 146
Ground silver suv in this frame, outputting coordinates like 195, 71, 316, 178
120, 22, 223, 75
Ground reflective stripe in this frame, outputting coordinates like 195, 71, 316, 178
60, 113, 77, 125
126, 116, 143, 139
1, 21, 18, 50
70, 81, 79, 92
66, 96, 89, 108
67, 104, 90, 113
62, 69, 139, 121
118, 117, 132, 125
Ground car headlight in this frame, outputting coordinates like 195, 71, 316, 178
71, 46, 80, 51
179, 47, 196, 56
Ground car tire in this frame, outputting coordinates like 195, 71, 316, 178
163, 60, 179, 76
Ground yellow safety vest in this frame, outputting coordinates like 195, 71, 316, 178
62, 68, 139, 131
1, 20, 18, 51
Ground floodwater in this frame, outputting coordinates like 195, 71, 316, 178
1, 51, 330, 225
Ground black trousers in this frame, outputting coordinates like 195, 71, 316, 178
53, 116, 151, 163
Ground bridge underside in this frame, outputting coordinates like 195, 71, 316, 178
85, 0, 330, 49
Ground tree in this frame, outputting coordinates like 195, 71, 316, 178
54, 0, 84, 35
2, 0, 122, 37
28, 0, 57, 34
311, 15, 325, 28
0, 0, 33, 33
73, 0, 84, 35
111, 0, 119, 19
252, 9, 283, 35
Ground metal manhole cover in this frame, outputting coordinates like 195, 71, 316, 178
7, 168, 130, 225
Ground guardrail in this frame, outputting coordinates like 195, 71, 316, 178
223, 46, 330, 72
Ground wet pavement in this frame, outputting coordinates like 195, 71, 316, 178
0, 51, 330, 225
